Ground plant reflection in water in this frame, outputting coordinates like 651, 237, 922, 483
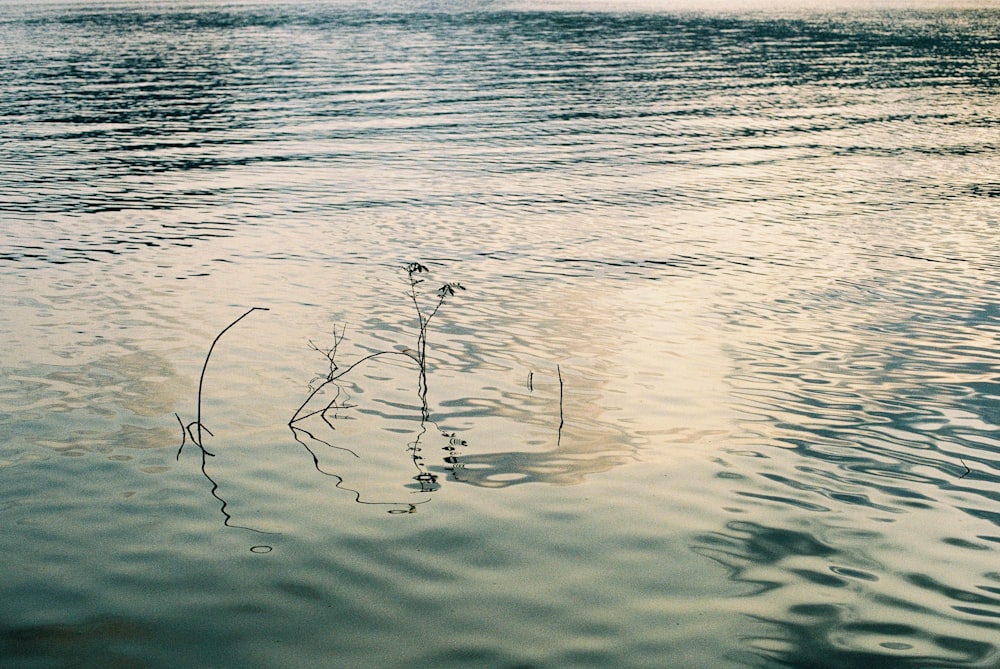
174, 306, 277, 535
176, 263, 590, 529
287, 263, 464, 514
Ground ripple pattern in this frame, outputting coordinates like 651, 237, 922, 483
1, 3, 999, 668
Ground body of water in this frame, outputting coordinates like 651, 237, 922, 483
1, 1, 998, 667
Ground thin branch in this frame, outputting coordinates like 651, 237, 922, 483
194, 307, 270, 445
285, 262, 462, 512
557, 364, 565, 446
175, 306, 271, 534
289, 350, 416, 424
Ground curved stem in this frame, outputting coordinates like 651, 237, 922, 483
289, 350, 416, 424
195, 307, 270, 445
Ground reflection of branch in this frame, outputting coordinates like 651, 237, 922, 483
408, 419, 440, 493
174, 307, 273, 534
175, 413, 278, 534
287, 263, 462, 512
289, 423, 429, 514
442, 431, 468, 482
175, 266, 476, 523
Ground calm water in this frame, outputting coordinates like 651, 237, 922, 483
1, 1, 999, 667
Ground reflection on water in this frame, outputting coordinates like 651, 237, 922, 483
695, 519, 1000, 667
180, 266, 637, 522
2, 2, 999, 667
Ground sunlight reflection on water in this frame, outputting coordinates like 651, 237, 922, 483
1, 2, 999, 667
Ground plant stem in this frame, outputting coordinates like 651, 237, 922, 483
195, 307, 270, 445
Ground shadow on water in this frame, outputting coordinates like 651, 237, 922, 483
0, 617, 153, 669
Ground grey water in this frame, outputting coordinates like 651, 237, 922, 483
1, 0, 998, 666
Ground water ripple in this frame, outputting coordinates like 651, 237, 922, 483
2, 4, 999, 668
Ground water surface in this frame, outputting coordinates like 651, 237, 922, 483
1, 2, 998, 667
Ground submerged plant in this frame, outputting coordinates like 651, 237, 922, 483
405, 261, 465, 417
174, 264, 585, 527
287, 262, 464, 510
173, 263, 591, 529
174, 306, 274, 534
289, 262, 463, 426
176, 264, 469, 530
